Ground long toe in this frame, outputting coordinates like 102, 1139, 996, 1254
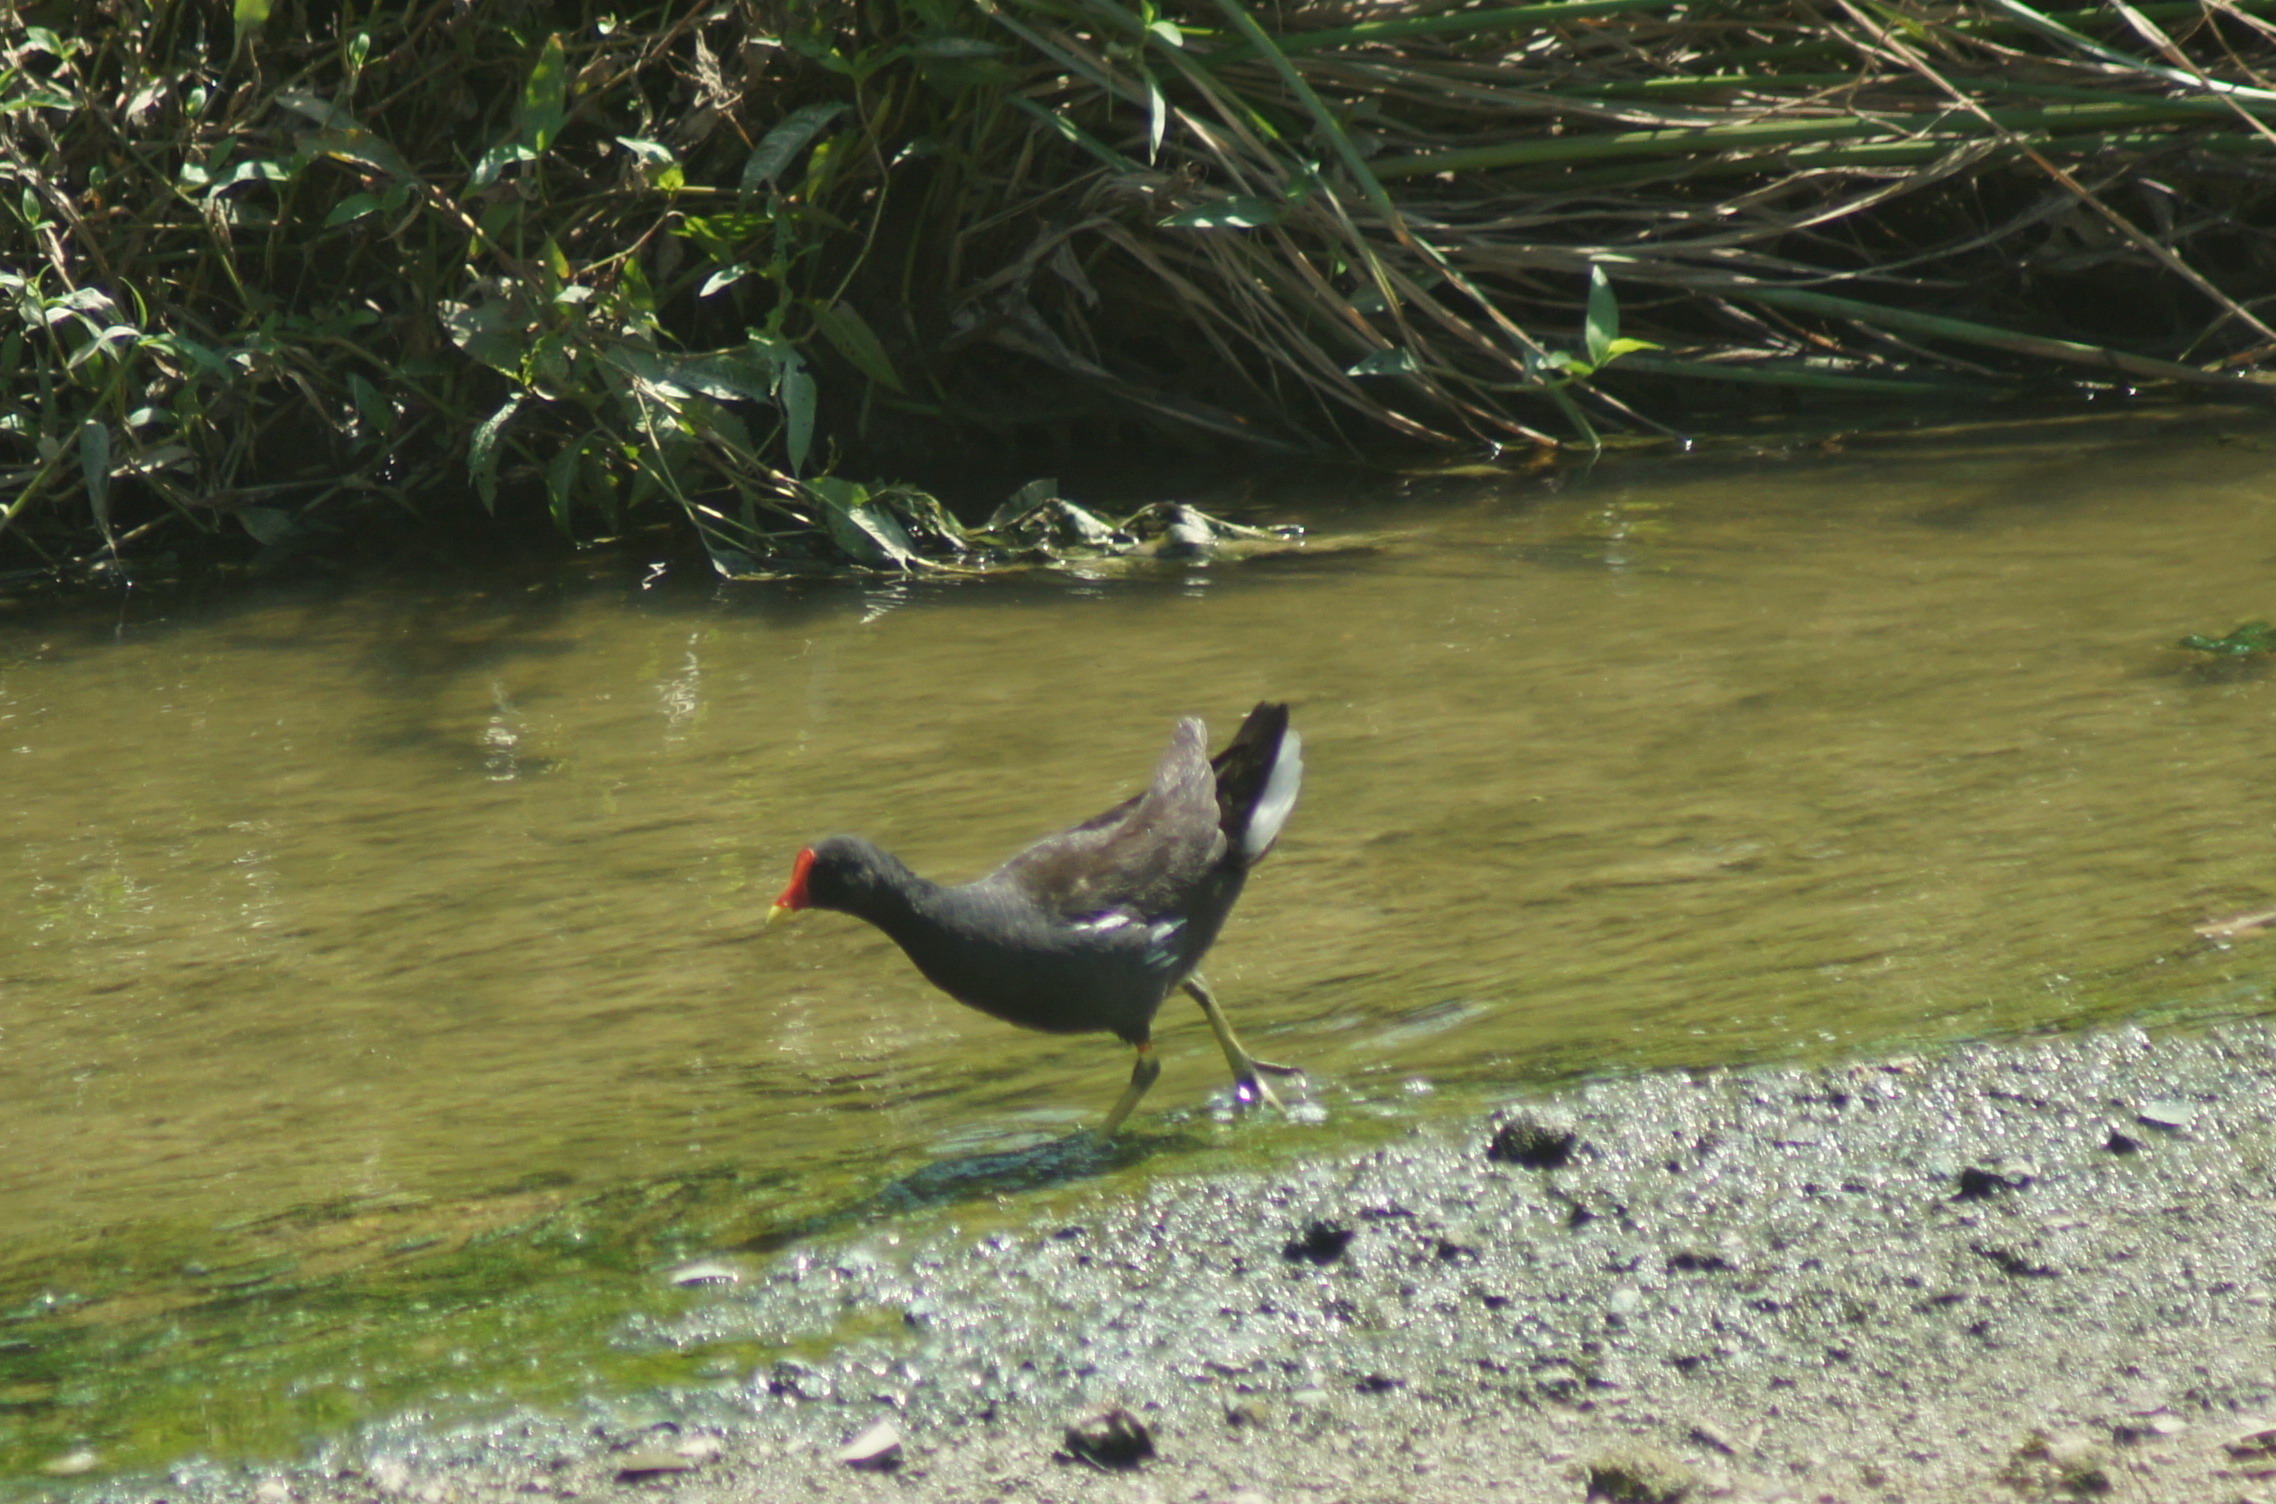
1232, 1068, 1284, 1111
1250, 1057, 1305, 1078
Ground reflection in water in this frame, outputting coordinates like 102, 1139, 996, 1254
7, 414, 2276, 1468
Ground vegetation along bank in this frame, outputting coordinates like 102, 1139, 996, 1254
6, 0, 2276, 580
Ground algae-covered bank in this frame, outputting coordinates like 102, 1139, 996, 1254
46, 1020, 2276, 1504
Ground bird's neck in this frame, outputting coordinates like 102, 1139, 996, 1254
829, 849, 949, 939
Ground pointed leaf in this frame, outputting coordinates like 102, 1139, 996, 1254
780, 364, 816, 475
237, 506, 295, 545
809, 301, 904, 392
742, 104, 846, 192
440, 298, 524, 375
469, 394, 523, 514
1143, 67, 1166, 162
1160, 196, 1282, 229
324, 192, 381, 226
1542, 381, 1602, 456
1585, 264, 1618, 370
519, 35, 568, 152
807, 477, 913, 568
985, 477, 1058, 530
699, 263, 751, 298
78, 420, 111, 535
1347, 347, 1418, 377
544, 441, 581, 536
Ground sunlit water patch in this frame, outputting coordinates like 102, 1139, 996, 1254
8, 413, 2276, 1481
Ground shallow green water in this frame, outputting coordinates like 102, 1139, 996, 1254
9, 413, 2276, 1481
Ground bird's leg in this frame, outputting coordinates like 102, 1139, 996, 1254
1096, 1041, 1162, 1138
1183, 976, 1301, 1111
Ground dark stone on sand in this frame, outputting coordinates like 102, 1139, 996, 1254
1584, 1444, 1697, 1503
1282, 1221, 1354, 1265
1955, 1166, 2027, 1200
1486, 1112, 1577, 1169
1063, 1406, 1154, 1470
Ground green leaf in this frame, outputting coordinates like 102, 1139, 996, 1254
985, 478, 1058, 530
233, 0, 271, 42
742, 104, 846, 192
348, 373, 394, 436
469, 394, 523, 514
602, 347, 778, 404
1143, 67, 1167, 162
1347, 347, 1418, 377
468, 143, 537, 191
324, 192, 381, 226
1585, 264, 1618, 370
237, 506, 296, 545
780, 364, 816, 475
808, 301, 904, 392
544, 442, 581, 536
519, 34, 569, 152
150, 332, 235, 376
807, 477, 915, 568
699, 264, 751, 298
1160, 195, 1283, 229
439, 298, 523, 375
912, 35, 1008, 58
78, 420, 111, 535
2180, 621, 2276, 658
1542, 380, 1602, 455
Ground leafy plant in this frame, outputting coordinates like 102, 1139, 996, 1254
2179, 621, 2276, 659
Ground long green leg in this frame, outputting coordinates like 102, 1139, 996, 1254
1183, 976, 1301, 1110
1096, 1042, 1162, 1138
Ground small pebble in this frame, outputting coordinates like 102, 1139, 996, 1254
1487, 1111, 1577, 1169
665, 1259, 742, 1287
611, 1448, 696, 1478
2138, 1099, 2196, 1131
1584, 1444, 1697, 1504
1064, 1406, 1153, 1470
1282, 1221, 1353, 1265
836, 1418, 902, 1471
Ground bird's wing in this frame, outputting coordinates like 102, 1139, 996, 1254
989, 717, 1226, 920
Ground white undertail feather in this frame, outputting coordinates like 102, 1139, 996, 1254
1240, 728, 1303, 862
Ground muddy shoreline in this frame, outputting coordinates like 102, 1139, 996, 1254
61, 1019, 2276, 1504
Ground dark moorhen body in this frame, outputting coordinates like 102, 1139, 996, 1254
771, 702, 1303, 1135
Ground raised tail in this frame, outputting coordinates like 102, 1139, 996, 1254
1213, 702, 1303, 864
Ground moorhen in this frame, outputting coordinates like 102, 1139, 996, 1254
771, 702, 1303, 1135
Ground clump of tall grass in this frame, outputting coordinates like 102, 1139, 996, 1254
4, 2, 2273, 578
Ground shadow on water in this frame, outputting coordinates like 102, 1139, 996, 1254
730, 1125, 1205, 1255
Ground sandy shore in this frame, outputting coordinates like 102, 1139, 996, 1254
71, 1019, 2276, 1504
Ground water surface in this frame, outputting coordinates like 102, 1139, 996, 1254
8, 412, 2276, 1477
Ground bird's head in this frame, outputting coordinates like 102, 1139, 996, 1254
769, 835, 908, 922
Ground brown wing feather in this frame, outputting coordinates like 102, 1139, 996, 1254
990, 718, 1225, 920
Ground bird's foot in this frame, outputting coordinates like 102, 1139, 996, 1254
1249, 1057, 1305, 1078
1231, 1069, 1284, 1112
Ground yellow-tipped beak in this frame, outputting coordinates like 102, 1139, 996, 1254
767, 903, 795, 925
